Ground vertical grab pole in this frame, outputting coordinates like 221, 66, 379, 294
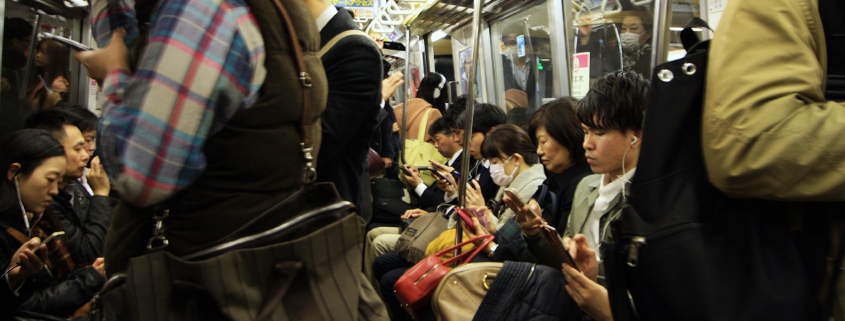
400, 26, 411, 165
651, 0, 671, 70
20, 14, 42, 102
455, 0, 483, 264
522, 18, 539, 112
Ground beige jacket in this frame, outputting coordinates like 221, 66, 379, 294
393, 98, 442, 143
703, 0, 845, 201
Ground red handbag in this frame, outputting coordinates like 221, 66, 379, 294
394, 234, 495, 318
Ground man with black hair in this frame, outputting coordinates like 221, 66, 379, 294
446, 103, 506, 203
516, 71, 648, 321
0, 18, 34, 140
401, 116, 468, 211
25, 109, 115, 265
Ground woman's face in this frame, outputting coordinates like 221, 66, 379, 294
11, 156, 65, 214
34, 41, 51, 68
622, 16, 651, 44
535, 126, 572, 174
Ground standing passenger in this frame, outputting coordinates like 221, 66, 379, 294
312, 2, 384, 210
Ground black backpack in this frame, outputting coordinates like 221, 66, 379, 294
603, 16, 843, 321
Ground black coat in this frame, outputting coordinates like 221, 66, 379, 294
533, 162, 593, 232
0, 211, 104, 318
316, 11, 383, 209
473, 261, 582, 321
50, 181, 117, 264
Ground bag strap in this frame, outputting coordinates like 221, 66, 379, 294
680, 17, 713, 52
435, 234, 494, 266
5, 226, 29, 244
417, 108, 433, 141
269, 0, 316, 184
318, 30, 377, 58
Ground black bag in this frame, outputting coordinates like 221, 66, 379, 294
604, 18, 835, 321
370, 177, 410, 226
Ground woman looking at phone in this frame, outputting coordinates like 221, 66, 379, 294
27, 39, 70, 110
0, 129, 105, 318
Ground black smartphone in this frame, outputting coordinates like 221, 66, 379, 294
399, 165, 412, 176
41, 33, 93, 51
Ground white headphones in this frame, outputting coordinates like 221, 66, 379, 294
631, 136, 638, 145
432, 74, 447, 99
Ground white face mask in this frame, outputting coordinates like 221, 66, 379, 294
620, 32, 642, 50
489, 156, 519, 186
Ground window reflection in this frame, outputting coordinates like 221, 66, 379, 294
619, 10, 653, 76
27, 39, 71, 110
0, 17, 35, 140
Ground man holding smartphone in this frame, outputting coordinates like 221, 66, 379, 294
506, 71, 648, 321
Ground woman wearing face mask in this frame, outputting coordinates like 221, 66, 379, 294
619, 10, 653, 77
465, 124, 546, 225
0, 129, 105, 318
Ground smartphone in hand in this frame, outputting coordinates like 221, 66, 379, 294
504, 188, 541, 220
454, 207, 475, 231
41, 33, 93, 51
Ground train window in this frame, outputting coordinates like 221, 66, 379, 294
664, 0, 706, 62
568, 1, 655, 97
492, 5, 555, 126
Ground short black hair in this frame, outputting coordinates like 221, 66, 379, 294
428, 116, 457, 137
529, 97, 586, 165
0, 129, 65, 213
55, 103, 98, 133
577, 71, 649, 132
456, 103, 506, 134
24, 108, 82, 142
3, 17, 33, 44
445, 95, 467, 119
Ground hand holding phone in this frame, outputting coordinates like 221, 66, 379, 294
41, 33, 93, 51
454, 207, 475, 231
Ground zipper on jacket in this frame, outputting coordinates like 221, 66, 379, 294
627, 236, 646, 267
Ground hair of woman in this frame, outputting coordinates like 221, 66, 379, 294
481, 124, 539, 165
0, 129, 65, 213
416, 72, 448, 114
529, 97, 587, 165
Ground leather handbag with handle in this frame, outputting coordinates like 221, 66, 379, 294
431, 262, 503, 321
394, 234, 494, 319
88, 0, 389, 319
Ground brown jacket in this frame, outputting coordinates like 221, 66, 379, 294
393, 97, 442, 143
703, 0, 845, 201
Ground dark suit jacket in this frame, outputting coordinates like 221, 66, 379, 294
316, 12, 383, 209
418, 151, 468, 210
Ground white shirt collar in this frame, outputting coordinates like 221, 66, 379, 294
447, 149, 463, 167
316, 6, 339, 32
598, 168, 636, 200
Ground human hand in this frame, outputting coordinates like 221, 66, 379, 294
465, 181, 485, 208
435, 172, 456, 195
429, 160, 455, 174
400, 165, 422, 186
86, 157, 111, 196
465, 206, 496, 234
562, 263, 612, 321
461, 215, 496, 255
401, 208, 427, 220
44, 90, 64, 107
6, 238, 47, 288
92, 257, 106, 277
505, 197, 544, 236
382, 157, 393, 168
75, 28, 130, 84
382, 72, 404, 102
563, 234, 599, 281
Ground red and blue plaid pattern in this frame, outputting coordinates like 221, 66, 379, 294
90, 0, 267, 207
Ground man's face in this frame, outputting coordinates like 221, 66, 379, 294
582, 124, 635, 177
433, 132, 459, 158
61, 125, 90, 179
82, 129, 96, 156
469, 132, 485, 160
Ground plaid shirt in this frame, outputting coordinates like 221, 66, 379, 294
90, 0, 267, 207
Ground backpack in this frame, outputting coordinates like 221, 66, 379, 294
603, 17, 840, 321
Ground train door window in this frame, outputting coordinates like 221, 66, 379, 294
664, 0, 705, 62
1, 2, 81, 140
492, 4, 555, 126
569, 1, 655, 97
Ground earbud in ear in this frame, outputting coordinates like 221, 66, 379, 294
631, 136, 638, 145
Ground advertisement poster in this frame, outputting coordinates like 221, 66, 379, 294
458, 47, 481, 96
571, 52, 590, 98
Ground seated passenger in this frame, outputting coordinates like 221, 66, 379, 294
527, 97, 593, 231
26, 109, 115, 265
0, 129, 105, 318
506, 71, 648, 321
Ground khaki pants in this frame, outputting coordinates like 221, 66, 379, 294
364, 226, 401, 293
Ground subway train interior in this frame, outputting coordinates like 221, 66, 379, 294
2, 0, 844, 319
